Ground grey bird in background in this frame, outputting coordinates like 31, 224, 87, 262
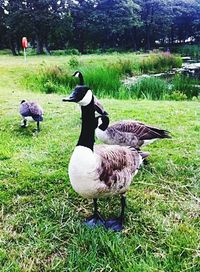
19, 100, 44, 132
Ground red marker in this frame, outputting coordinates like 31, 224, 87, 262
22, 37, 28, 61
22, 37, 28, 48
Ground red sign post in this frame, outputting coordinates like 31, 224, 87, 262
22, 37, 28, 62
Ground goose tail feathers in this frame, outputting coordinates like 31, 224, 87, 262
128, 146, 150, 160
138, 151, 150, 160
152, 128, 172, 139
140, 127, 172, 140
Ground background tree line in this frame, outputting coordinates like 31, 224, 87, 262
0, 0, 199, 55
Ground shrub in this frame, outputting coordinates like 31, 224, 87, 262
65, 48, 80, 55
68, 57, 79, 68
23, 64, 76, 94
43, 81, 68, 94
165, 91, 188, 101
80, 65, 121, 98
128, 77, 169, 100
51, 49, 80, 56
84, 48, 104, 54
140, 53, 182, 74
127, 75, 199, 100
114, 59, 133, 76
174, 45, 200, 59
172, 74, 200, 99
0, 49, 12, 55
51, 50, 66, 56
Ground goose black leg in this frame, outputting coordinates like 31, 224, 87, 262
85, 198, 105, 227
105, 194, 126, 231
36, 121, 40, 132
21, 119, 27, 128
143, 158, 149, 165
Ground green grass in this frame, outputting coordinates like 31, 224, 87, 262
0, 55, 200, 271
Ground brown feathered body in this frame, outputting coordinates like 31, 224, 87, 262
96, 120, 171, 149
68, 144, 144, 199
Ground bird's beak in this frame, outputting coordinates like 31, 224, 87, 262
62, 96, 75, 102
62, 91, 77, 102
72, 72, 77, 77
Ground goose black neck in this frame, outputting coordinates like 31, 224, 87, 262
79, 73, 84, 85
77, 97, 95, 151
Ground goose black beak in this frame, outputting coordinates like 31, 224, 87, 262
62, 94, 77, 102
72, 71, 79, 77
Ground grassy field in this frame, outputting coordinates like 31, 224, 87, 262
0, 55, 200, 271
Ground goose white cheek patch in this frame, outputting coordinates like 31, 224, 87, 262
75, 72, 80, 78
98, 118, 103, 127
78, 90, 93, 106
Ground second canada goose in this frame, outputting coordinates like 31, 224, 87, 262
19, 100, 43, 132
73, 71, 84, 85
73, 71, 171, 147
72, 70, 108, 116
63, 86, 149, 231
96, 116, 171, 149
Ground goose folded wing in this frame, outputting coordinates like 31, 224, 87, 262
111, 121, 145, 134
19, 102, 31, 116
94, 144, 141, 190
106, 127, 142, 147
112, 121, 170, 140
29, 102, 44, 121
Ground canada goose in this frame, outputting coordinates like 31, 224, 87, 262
73, 71, 84, 85
72, 70, 108, 116
19, 100, 43, 131
96, 116, 171, 150
63, 86, 148, 231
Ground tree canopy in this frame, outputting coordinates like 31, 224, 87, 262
0, 0, 199, 54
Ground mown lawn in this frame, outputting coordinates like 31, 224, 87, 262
0, 55, 199, 272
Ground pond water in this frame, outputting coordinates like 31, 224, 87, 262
123, 57, 200, 87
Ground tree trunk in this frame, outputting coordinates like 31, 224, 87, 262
16, 39, 21, 55
78, 33, 84, 53
36, 35, 44, 54
131, 28, 137, 51
145, 25, 151, 51
44, 41, 51, 55
170, 25, 174, 45
9, 39, 17, 56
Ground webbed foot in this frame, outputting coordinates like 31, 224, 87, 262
85, 212, 105, 228
105, 218, 123, 232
